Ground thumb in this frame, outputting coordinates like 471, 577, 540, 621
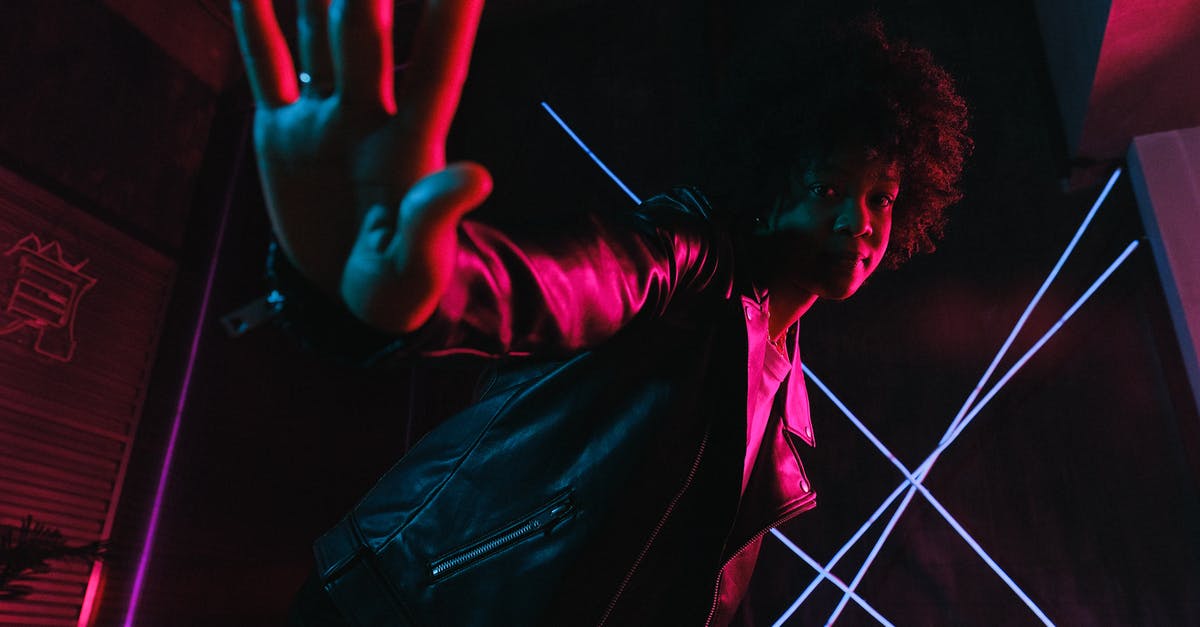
401, 161, 493, 236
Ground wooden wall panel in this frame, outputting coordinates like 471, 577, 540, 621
0, 167, 174, 626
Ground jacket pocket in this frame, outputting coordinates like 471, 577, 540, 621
427, 492, 575, 581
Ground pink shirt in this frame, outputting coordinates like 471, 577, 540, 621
743, 321, 794, 495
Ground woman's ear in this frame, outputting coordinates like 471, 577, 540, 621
752, 196, 785, 234
749, 212, 768, 235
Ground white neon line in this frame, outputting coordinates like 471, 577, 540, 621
942, 167, 1121, 442
540, 101, 642, 204
923, 487, 1055, 623
768, 529, 896, 627
833, 477, 1056, 625
825, 480, 919, 625
823, 470, 1055, 627
797, 169, 1125, 597
803, 365, 909, 478
798, 173, 1123, 624
811, 240, 1138, 625
777, 478, 912, 620
803, 366, 1055, 626
941, 239, 1141, 447
888, 239, 1143, 486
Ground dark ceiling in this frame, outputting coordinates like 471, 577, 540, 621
106, 0, 1200, 169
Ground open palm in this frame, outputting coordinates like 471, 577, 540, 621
232, 0, 491, 333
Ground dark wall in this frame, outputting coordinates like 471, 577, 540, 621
0, 1, 217, 255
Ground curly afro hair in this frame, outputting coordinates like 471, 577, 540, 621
701, 12, 972, 267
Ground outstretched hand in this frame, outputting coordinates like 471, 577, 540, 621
232, 0, 491, 333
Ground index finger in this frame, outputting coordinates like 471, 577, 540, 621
400, 0, 485, 144
232, 0, 301, 106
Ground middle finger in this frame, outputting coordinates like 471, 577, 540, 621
330, 0, 397, 114
298, 0, 335, 95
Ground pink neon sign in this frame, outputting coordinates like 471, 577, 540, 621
0, 233, 98, 362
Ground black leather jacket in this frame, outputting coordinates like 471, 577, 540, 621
275, 188, 817, 626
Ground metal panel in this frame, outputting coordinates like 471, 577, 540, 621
0, 167, 174, 626
1128, 126, 1200, 419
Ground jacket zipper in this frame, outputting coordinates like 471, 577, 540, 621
597, 426, 712, 626
702, 495, 818, 626
428, 493, 574, 580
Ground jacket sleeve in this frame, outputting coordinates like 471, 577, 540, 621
268, 187, 733, 363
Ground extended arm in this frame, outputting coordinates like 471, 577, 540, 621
271, 188, 733, 360
406, 190, 731, 356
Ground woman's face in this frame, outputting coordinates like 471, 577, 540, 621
753, 145, 899, 302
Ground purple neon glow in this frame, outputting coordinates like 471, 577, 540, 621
541, 102, 643, 204
767, 529, 895, 627
121, 122, 248, 627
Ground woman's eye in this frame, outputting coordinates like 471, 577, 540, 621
871, 194, 896, 210
808, 184, 838, 199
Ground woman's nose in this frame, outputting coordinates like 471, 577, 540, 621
833, 199, 872, 237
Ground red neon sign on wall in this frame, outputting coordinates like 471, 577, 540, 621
0, 233, 98, 362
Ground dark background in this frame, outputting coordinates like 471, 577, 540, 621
2, 0, 1198, 624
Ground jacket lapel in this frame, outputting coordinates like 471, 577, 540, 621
723, 297, 817, 558
784, 326, 815, 446
741, 295, 768, 434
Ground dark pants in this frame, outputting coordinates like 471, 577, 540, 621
288, 571, 352, 627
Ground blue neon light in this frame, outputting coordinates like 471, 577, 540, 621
780, 174, 1129, 625
943, 168, 1121, 441
801, 239, 1138, 625
540, 102, 642, 204
944, 239, 1141, 446
768, 529, 895, 627
803, 366, 1057, 627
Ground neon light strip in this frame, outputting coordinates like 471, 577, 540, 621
868, 239, 1142, 523
78, 565, 102, 627
808, 240, 1139, 625
942, 239, 1140, 447
942, 168, 1121, 442
767, 529, 895, 627
803, 366, 1054, 626
770, 479, 910, 624
827, 483, 919, 625
540, 102, 642, 204
809, 171, 1122, 623
121, 121, 249, 627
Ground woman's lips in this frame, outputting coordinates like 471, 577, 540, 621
827, 251, 867, 269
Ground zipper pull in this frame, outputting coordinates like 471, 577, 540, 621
529, 499, 573, 533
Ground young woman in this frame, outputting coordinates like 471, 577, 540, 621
232, 1, 970, 624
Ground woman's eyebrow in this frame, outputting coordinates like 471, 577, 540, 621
806, 165, 900, 184
804, 165, 849, 177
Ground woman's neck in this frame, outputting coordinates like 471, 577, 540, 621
767, 289, 817, 342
